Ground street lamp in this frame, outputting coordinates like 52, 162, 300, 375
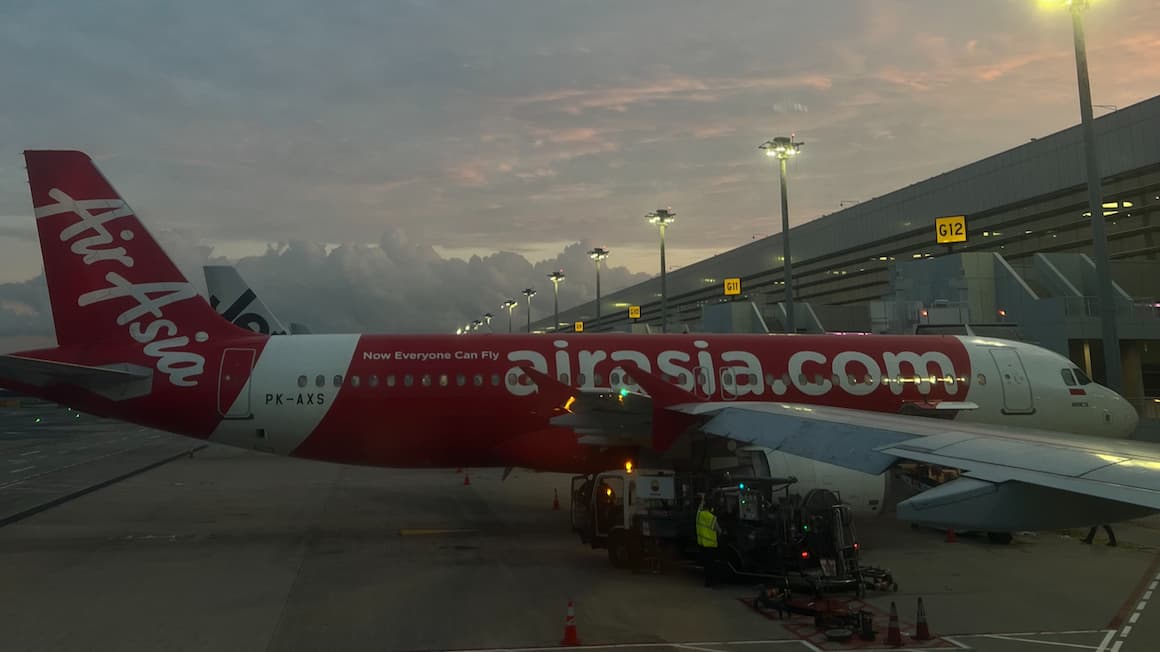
1040, 0, 1121, 391
501, 299, 517, 333
482, 312, 493, 332
588, 247, 610, 324
547, 271, 566, 332
646, 208, 676, 333
759, 136, 803, 334
521, 288, 537, 333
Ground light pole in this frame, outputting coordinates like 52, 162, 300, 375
1044, 0, 1122, 391
482, 312, 493, 332
588, 247, 609, 324
547, 271, 565, 332
760, 136, 803, 334
501, 299, 517, 333
646, 208, 676, 333
521, 288, 537, 333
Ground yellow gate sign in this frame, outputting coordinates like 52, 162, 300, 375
935, 215, 967, 244
628, 305, 641, 320
574, 321, 584, 332
724, 277, 742, 296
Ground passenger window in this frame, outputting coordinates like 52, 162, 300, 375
1073, 368, 1092, 386
439, 374, 448, 387
560, 373, 570, 385
387, 375, 396, 387
404, 374, 413, 387
623, 373, 633, 385
297, 375, 307, 388
1060, 369, 1076, 386
490, 374, 500, 386
333, 374, 343, 387
369, 375, 379, 388
350, 375, 360, 388
315, 374, 325, 388
577, 373, 587, 386
473, 374, 483, 387
456, 374, 466, 387
848, 374, 858, 385
765, 373, 775, 386
977, 373, 987, 386
595, 373, 605, 386
611, 372, 621, 385
421, 374, 432, 387
507, 372, 518, 385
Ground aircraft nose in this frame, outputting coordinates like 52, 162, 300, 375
1107, 390, 1139, 437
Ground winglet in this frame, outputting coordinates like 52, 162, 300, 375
515, 363, 576, 413
621, 363, 704, 452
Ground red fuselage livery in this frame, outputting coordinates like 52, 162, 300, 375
0, 151, 1139, 477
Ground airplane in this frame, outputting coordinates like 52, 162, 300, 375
1, 149, 1157, 537
205, 265, 311, 335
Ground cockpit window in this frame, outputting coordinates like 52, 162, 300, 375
1073, 368, 1092, 386
1061, 369, 1076, 387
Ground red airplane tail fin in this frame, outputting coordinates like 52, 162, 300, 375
23, 150, 247, 383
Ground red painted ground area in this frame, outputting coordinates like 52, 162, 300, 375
739, 596, 960, 650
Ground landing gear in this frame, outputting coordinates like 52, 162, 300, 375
987, 531, 1013, 545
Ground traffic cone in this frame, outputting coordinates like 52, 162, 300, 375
885, 601, 902, 646
560, 600, 581, 646
914, 597, 932, 641
553, 489, 561, 511
945, 528, 957, 543
463, 472, 471, 486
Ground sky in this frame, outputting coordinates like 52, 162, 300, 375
0, 0, 1158, 336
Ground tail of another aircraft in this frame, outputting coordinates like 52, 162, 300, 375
205, 265, 290, 335
21, 150, 249, 384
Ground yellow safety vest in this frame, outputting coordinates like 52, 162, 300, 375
696, 509, 718, 548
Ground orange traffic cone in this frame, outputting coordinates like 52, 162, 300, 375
553, 489, 561, 511
560, 600, 581, 646
463, 472, 471, 486
945, 528, 957, 543
885, 601, 902, 647
914, 597, 932, 641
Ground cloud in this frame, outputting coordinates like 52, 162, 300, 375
0, 230, 650, 337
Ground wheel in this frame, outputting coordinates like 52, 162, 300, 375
608, 532, 631, 568
987, 531, 1013, 545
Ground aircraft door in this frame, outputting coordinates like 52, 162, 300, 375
989, 348, 1034, 414
693, 366, 711, 399
719, 367, 738, 400
218, 348, 256, 419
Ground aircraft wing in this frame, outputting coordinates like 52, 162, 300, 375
671, 400, 1160, 531
0, 355, 153, 401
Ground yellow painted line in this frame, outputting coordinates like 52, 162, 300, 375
398, 528, 478, 537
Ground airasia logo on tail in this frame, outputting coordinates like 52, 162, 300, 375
35, 189, 207, 387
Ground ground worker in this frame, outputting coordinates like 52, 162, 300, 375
696, 495, 723, 587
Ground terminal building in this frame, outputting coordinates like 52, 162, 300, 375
529, 94, 1160, 414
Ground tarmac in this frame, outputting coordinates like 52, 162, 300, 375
1, 404, 1159, 651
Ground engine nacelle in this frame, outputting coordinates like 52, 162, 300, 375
751, 448, 889, 517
